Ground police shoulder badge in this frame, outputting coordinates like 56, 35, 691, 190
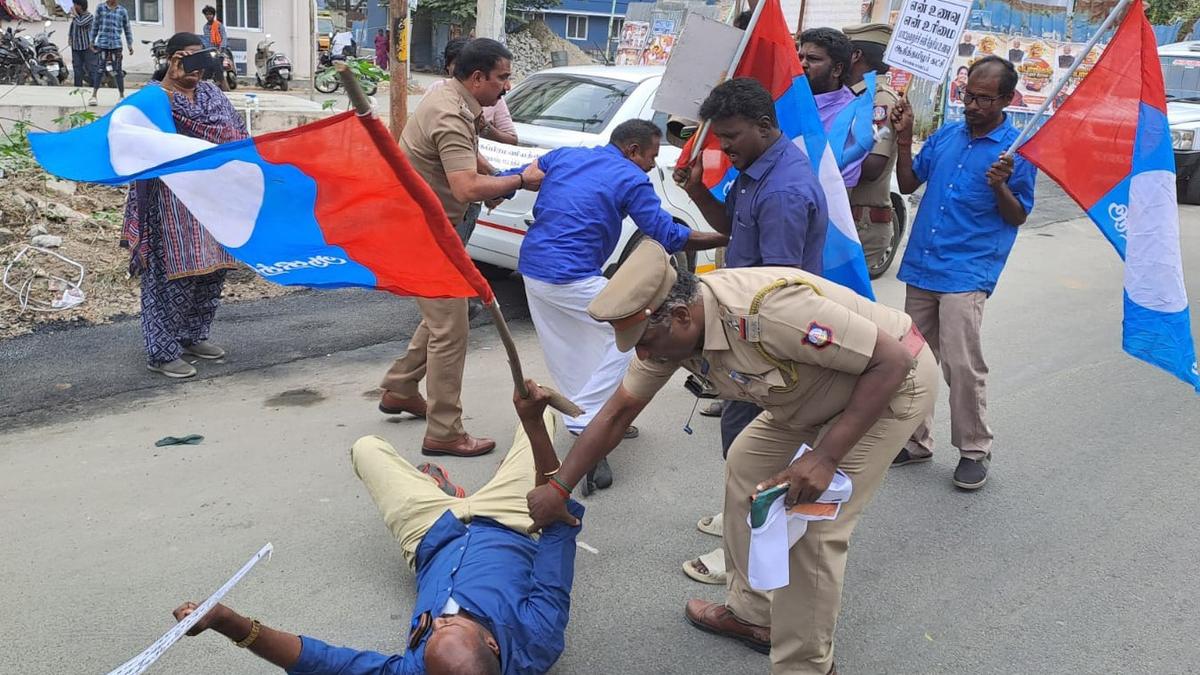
873, 105, 888, 123
805, 322, 833, 349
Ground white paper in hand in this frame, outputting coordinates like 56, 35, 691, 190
105, 543, 274, 675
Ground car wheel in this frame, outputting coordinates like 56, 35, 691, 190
475, 261, 513, 281
605, 231, 692, 279
869, 193, 907, 280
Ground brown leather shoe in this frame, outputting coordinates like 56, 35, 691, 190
684, 599, 770, 654
379, 391, 427, 418
421, 434, 496, 457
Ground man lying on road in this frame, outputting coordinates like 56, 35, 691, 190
172, 382, 583, 675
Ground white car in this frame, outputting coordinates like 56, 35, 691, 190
470, 65, 907, 279
470, 65, 713, 280
1158, 41, 1200, 203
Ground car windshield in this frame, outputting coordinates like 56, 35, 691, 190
1162, 54, 1200, 101
506, 74, 636, 133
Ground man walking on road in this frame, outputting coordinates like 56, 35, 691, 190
172, 382, 584, 675
799, 27, 864, 188
843, 23, 901, 274
525, 240, 937, 674
89, 0, 133, 105
377, 39, 541, 458
517, 118, 727, 492
69, 0, 96, 99
673, 77, 828, 587
890, 55, 1036, 489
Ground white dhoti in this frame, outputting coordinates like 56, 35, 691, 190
524, 275, 634, 433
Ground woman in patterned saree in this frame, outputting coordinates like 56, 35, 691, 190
122, 32, 248, 378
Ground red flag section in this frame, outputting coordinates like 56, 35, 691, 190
1017, 0, 1160, 209
256, 112, 495, 303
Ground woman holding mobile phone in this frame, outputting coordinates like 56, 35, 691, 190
121, 32, 249, 379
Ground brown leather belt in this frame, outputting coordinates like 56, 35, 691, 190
900, 324, 926, 358
851, 205, 894, 222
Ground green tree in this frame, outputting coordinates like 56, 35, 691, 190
416, 0, 561, 24
1146, 0, 1200, 25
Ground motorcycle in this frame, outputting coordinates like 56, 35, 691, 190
0, 26, 55, 85
141, 38, 167, 74
219, 46, 237, 91
33, 21, 67, 85
97, 46, 125, 89
253, 35, 291, 91
313, 50, 377, 96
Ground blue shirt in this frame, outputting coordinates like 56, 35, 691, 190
724, 133, 828, 273
898, 117, 1036, 295
90, 3, 132, 51
516, 144, 692, 284
288, 501, 585, 675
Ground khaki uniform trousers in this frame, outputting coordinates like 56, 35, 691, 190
853, 206, 894, 272
351, 410, 557, 568
380, 297, 470, 441
722, 345, 939, 674
903, 286, 993, 460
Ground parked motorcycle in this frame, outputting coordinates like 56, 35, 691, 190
219, 46, 237, 91
33, 21, 67, 84
141, 37, 167, 74
313, 51, 377, 96
97, 47, 124, 89
0, 26, 56, 85
254, 35, 291, 91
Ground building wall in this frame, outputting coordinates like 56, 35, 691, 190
1, 0, 312, 78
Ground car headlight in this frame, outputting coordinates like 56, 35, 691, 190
1171, 128, 1197, 151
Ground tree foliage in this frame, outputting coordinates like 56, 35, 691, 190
1146, 0, 1200, 25
416, 0, 561, 24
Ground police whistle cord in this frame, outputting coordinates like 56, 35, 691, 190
335, 63, 584, 420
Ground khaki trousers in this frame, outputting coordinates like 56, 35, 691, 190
722, 345, 938, 674
853, 206, 894, 271
903, 286, 993, 459
380, 297, 470, 441
350, 409, 557, 568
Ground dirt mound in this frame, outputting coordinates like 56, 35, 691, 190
507, 21, 599, 82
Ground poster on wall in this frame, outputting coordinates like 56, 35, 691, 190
652, 18, 677, 35
641, 34, 677, 66
619, 21, 651, 50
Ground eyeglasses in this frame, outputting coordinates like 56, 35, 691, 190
961, 92, 1003, 107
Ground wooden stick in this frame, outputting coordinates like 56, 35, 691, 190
334, 64, 585, 419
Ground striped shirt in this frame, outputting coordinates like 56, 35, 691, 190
69, 12, 94, 51
90, 3, 133, 51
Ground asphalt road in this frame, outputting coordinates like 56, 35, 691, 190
3, 189, 1200, 675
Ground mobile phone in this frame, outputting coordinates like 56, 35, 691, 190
750, 484, 789, 528
180, 48, 216, 74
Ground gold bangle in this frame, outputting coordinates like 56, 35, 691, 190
543, 465, 562, 477
234, 619, 262, 648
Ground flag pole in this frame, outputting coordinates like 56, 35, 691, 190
1004, 0, 1134, 156
333, 63, 584, 417
686, 0, 770, 163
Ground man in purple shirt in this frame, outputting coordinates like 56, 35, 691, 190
673, 77, 827, 587
799, 27, 866, 188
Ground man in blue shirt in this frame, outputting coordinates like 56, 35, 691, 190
89, 0, 133, 102
516, 118, 726, 492
170, 382, 583, 675
673, 77, 827, 587
891, 55, 1036, 490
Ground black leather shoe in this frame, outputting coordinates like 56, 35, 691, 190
953, 455, 990, 490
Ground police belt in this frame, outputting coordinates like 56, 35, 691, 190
900, 324, 926, 358
851, 205, 894, 222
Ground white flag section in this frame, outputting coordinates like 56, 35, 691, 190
105, 543, 274, 675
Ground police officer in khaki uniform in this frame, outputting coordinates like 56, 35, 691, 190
378, 38, 542, 457
843, 23, 900, 275
525, 240, 939, 674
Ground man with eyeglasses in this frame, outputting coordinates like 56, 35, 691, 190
890, 54, 1036, 491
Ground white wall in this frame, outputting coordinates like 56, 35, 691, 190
1, 0, 311, 78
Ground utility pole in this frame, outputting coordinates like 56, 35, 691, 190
389, 0, 409, 140
476, 0, 507, 42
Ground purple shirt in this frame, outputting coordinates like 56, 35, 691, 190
814, 85, 865, 188
723, 133, 828, 273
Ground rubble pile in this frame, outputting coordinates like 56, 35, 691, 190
0, 160, 290, 340
507, 21, 599, 82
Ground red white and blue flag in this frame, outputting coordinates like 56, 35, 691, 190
29, 88, 493, 303
1019, 0, 1199, 392
680, 0, 876, 299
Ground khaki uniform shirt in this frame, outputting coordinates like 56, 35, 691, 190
848, 81, 899, 209
400, 78, 482, 223
622, 268, 915, 428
